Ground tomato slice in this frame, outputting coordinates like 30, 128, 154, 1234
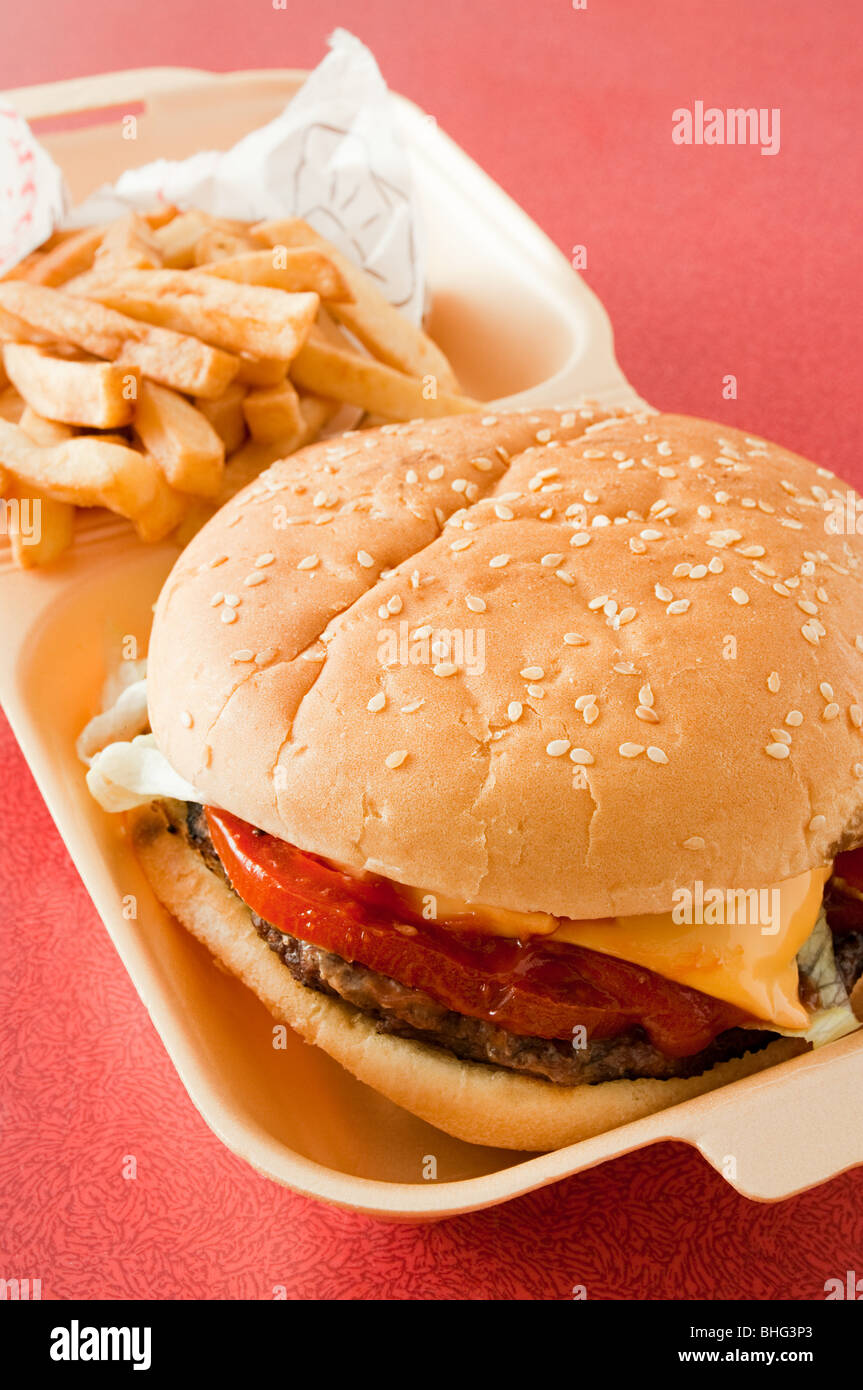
206, 807, 749, 1057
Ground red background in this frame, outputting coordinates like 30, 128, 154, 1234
1, 0, 862, 1300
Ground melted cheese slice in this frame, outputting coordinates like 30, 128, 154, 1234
398, 866, 831, 1029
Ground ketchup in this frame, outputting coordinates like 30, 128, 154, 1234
206, 807, 748, 1057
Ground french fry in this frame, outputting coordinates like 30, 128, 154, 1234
9, 409, 77, 566
132, 467, 190, 543
255, 218, 460, 390
26, 227, 106, 287
133, 380, 225, 497
0, 386, 25, 423
93, 214, 162, 272
193, 228, 259, 265
83, 269, 320, 361
3, 344, 138, 429
215, 394, 338, 504
200, 248, 352, 301
0, 283, 239, 399
153, 212, 256, 268
195, 382, 247, 455
0, 418, 162, 521
0, 251, 43, 283
235, 357, 287, 388
290, 336, 478, 421
19, 406, 76, 445
242, 379, 304, 443
143, 205, 180, 231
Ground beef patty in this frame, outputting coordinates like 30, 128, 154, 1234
178, 802, 863, 1087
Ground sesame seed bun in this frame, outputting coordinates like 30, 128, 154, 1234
130, 800, 806, 1152
148, 407, 863, 920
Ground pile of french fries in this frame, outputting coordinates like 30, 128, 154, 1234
0, 207, 475, 567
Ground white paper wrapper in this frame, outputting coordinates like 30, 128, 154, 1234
0, 103, 68, 275
0, 30, 424, 322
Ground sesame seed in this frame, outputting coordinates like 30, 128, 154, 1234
655, 584, 673, 602
494, 503, 514, 520
765, 743, 790, 759
210, 592, 224, 607
823, 703, 840, 720
405, 469, 418, 484
667, 598, 690, 614
546, 739, 570, 757
638, 684, 654, 707
220, 608, 238, 624
570, 532, 591, 548
730, 587, 749, 605
297, 554, 319, 570
556, 570, 575, 585
646, 747, 668, 764
401, 699, 424, 714
563, 632, 588, 645
851, 705, 863, 728
230, 649, 255, 662
619, 743, 645, 758
583, 703, 599, 725
771, 728, 792, 745
641, 529, 662, 541
428, 464, 444, 481
357, 550, 375, 568
489, 554, 510, 568
536, 428, 552, 443
808, 814, 827, 831
588, 595, 609, 611
618, 606, 637, 625
507, 701, 523, 722
683, 836, 706, 850
570, 748, 594, 765
785, 710, 803, 726
481, 415, 498, 426
367, 692, 386, 712
244, 571, 267, 587
450, 537, 473, 552
689, 564, 708, 579
224, 593, 240, 607
180, 710, 193, 728
767, 671, 781, 693
629, 538, 647, 554
520, 666, 545, 680
466, 595, 486, 612
209, 555, 229, 568
819, 682, 834, 700
614, 663, 639, 675
541, 553, 564, 567
708, 557, 724, 574
471, 456, 493, 472
801, 623, 821, 645
636, 706, 660, 722
256, 553, 275, 567
385, 750, 408, 769
433, 662, 458, 677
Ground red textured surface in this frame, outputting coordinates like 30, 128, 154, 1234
1, 0, 862, 1301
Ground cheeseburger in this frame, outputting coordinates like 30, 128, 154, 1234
86, 407, 863, 1151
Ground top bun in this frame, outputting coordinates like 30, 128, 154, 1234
148, 406, 863, 919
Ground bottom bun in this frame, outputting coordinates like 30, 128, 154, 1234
130, 802, 807, 1152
